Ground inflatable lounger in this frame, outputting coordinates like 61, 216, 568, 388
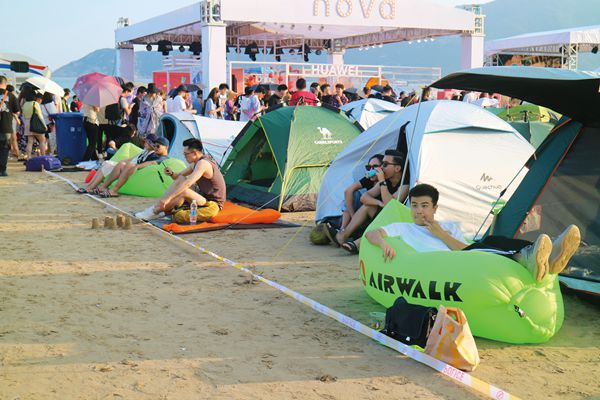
83, 144, 188, 198
359, 200, 564, 344
150, 201, 298, 234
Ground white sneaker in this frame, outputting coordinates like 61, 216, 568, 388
515, 234, 552, 282
134, 206, 164, 221
549, 225, 581, 274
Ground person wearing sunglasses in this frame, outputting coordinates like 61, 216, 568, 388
338, 154, 384, 234
326, 149, 409, 253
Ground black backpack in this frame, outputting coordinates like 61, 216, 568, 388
105, 101, 122, 121
381, 297, 437, 348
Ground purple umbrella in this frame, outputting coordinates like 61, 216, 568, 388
73, 72, 122, 107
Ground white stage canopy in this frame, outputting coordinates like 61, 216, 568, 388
114, 0, 490, 88
485, 25, 600, 70
116, 0, 482, 49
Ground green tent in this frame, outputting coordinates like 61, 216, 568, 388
222, 106, 363, 211
495, 105, 561, 149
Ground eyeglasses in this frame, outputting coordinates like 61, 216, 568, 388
381, 161, 401, 168
365, 164, 381, 171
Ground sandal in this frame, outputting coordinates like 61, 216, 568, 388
342, 240, 359, 254
99, 189, 119, 198
324, 222, 341, 247
75, 188, 87, 194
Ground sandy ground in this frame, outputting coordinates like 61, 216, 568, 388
0, 160, 599, 400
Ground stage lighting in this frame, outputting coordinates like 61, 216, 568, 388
179, 45, 186, 52
189, 41, 202, 55
146, 44, 152, 51
315, 49, 322, 56
245, 42, 259, 61
157, 40, 173, 55
289, 48, 295, 55
592, 46, 599, 54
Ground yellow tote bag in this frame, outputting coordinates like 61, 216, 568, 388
424, 305, 480, 372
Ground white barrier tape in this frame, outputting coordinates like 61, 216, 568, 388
45, 171, 519, 400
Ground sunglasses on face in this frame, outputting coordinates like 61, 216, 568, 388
365, 164, 382, 171
381, 161, 401, 168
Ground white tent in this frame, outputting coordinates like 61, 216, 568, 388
316, 100, 535, 239
340, 98, 402, 130
157, 112, 246, 165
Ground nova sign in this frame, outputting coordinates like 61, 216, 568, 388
313, 0, 396, 19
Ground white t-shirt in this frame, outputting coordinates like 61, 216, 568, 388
167, 95, 187, 113
382, 221, 464, 252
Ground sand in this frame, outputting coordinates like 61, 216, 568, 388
0, 161, 599, 400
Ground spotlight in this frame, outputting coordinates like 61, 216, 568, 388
320, 25, 324, 32
189, 41, 202, 55
323, 39, 331, 50
303, 43, 312, 54
157, 40, 173, 56
179, 45, 186, 52
290, 24, 295, 30
378, 43, 383, 48
315, 49, 322, 56
276, 55, 281, 62
146, 44, 152, 51
417, 39, 421, 43
308, 25, 312, 31
408, 41, 412, 44
244, 42, 259, 61
304, 54, 309, 62
289, 48, 295, 55
592, 45, 599, 54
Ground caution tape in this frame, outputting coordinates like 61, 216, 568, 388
45, 170, 520, 400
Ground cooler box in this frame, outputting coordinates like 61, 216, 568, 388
51, 112, 86, 165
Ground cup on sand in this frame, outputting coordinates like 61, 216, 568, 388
91, 218, 100, 229
369, 311, 386, 330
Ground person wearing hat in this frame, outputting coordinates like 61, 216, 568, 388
78, 134, 169, 197
138, 85, 164, 137
167, 85, 196, 114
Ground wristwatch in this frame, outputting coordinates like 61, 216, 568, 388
380, 181, 388, 187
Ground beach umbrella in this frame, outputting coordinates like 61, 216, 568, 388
25, 76, 65, 97
73, 72, 122, 108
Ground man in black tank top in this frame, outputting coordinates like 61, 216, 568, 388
326, 149, 409, 253
135, 138, 226, 222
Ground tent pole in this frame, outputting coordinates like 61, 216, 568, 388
397, 89, 424, 201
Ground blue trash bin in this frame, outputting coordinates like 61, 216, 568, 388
51, 112, 86, 165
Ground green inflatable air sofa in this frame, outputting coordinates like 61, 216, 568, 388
107, 144, 188, 197
358, 200, 564, 344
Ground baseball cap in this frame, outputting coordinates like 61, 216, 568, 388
145, 133, 158, 143
154, 136, 170, 147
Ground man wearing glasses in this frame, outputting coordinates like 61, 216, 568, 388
326, 149, 409, 253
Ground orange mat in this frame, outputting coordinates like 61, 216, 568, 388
160, 201, 283, 234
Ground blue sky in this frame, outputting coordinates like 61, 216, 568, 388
0, 0, 196, 70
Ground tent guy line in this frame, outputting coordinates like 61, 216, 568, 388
44, 170, 520, 400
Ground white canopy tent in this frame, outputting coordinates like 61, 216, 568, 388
340, 98, 402, 130
115, 0, 490, 89
485, 25, 600, 70
316, 100, 535, 238
157, 112, 246, 165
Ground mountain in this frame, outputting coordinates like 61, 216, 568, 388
53, 0, 600, 81
53, 48, 163, 80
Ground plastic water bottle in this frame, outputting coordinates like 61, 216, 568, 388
190, 200, 198, 225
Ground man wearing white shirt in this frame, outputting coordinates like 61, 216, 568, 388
168, 86, 196, 114
366, 184, 581, 283
239, 86, 265, 122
